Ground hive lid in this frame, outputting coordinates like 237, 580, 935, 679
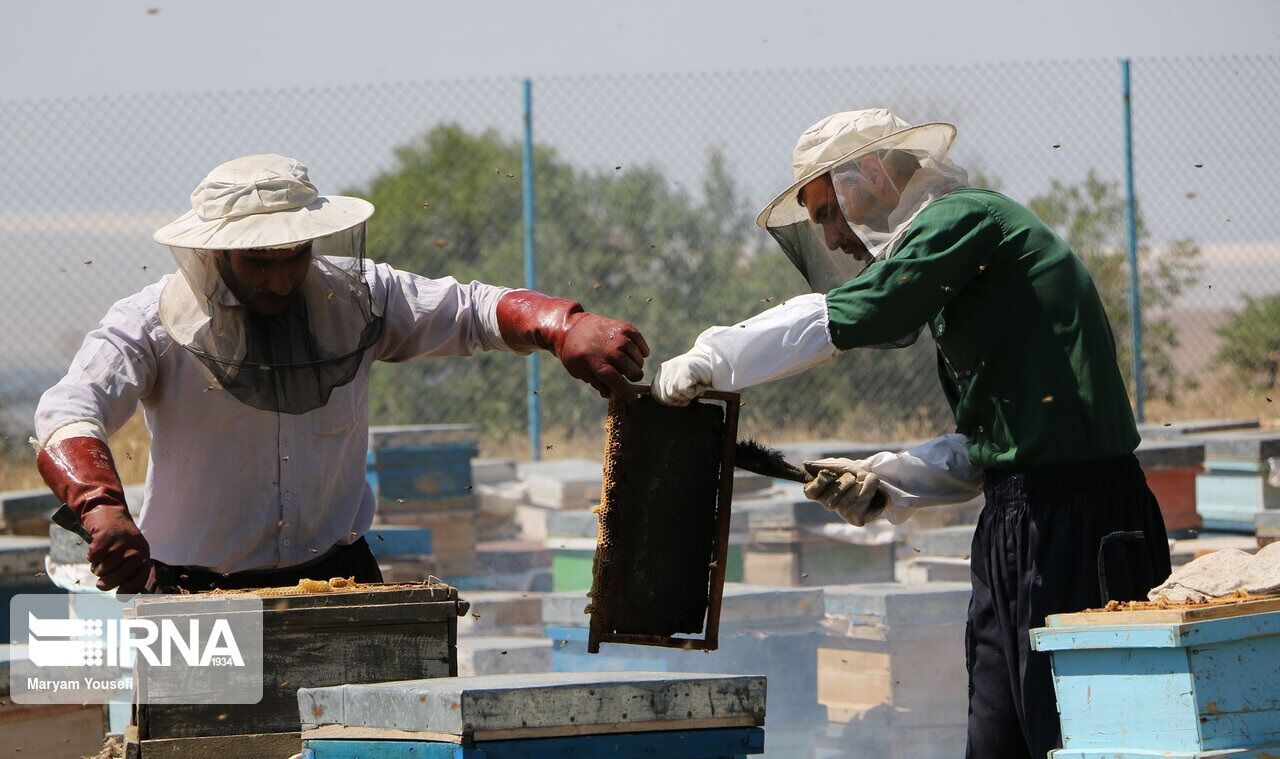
299, 671, 767, 739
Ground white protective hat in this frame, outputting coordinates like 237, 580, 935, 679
756, 109, 956, 230
756, 109, 966, 350
155, 154, 384, 415
153, 154, 372, 250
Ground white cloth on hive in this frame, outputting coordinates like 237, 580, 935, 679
1148, 541, 1280, 602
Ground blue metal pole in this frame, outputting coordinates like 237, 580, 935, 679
521, 78, 543, 459
1121, 59, 1145, 423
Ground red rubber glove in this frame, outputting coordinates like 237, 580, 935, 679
497, 291, 650, 402
37, 436, 153, 594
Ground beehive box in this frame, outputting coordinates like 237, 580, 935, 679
376, 509, 479, 577
2, 642, 106, 758
365, 524, 432, 559
818, 582, 970, 730
545, 585, 827, 731
740, 490, 895, 587
518, 458, 604, 511
1257, 511, 1280, 549
1135, 439, 1206, 534
0, 489, 60, 536
0, 701, 107, 759
367, 424, 480, 512
456, 636, 552, 677
131, 582, 466, 758
819, 720, 967, 759
0, 536, 56, 639
1032, 597, 1280, 757
1191, 430, 1280, 532
0, 535, 48, 577
1138, 418, 1259, 441
456, 591, 545, 637
472, 457, 518, 486
364, 525, 434, 583
299, 672, 766, 758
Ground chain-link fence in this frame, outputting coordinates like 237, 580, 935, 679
2, 56, 1277, 475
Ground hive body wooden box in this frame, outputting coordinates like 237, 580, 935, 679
1192, 431, 1280, 533
368, 425, 481, 577
1135, 440, 1205, 534
131, 584, 465, 758
298, 672, 767, 759
1031, 600, 1280, 757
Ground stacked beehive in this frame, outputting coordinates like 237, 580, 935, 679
1134, 439, 1206, 534
543, 584, 828, 758
367, 424, 480, 579
1032, 599, 1280, 757
1190, 429, 1280, 532
298, 672, 767, 758
0, 536, 54, 639
818, 582, 971, 759
464, 539, 551, 591
471, 457, 522, 541
897, 525, 975, 584
512, 458, 603, 591
365, 524, 433, 582
739, 484, 896, 587
131, 583, 466, 758
0, 488, 60, 536
456, 590, 552, 677
1, 643, 107, 759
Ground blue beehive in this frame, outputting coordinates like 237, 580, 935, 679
0, 536, 60, 639
365, 525, 432, 559
298, 672, 766, 759
303, 729, 764, 758
367, 425, 480, 512
1191, 430, 1280, 532
1031, 599, 1280, 757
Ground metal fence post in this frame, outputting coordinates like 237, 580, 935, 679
521, 78, 542, 459
1121, 58, 1145, 422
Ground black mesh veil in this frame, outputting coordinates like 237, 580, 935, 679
767, 221, 870, 296
766, 220, 921, 349
158, 224, 385, 414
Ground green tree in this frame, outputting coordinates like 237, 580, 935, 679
1029, 171, 1202, 403
349, 124, 953, 445
1216, 294, 1280, 388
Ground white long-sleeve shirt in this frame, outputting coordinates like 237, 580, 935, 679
35, 262, 512, 574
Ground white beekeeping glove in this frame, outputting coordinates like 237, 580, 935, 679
651, 345, 716, 407
650, 294, 839, 406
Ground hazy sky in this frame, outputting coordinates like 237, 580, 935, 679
1, 1, 1276, 386
3, 1, 1277, 100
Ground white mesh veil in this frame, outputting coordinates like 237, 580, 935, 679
830, 149, 968, 261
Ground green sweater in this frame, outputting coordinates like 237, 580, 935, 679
825, 188, 1139, 469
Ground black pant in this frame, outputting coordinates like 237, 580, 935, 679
965, 455, 1171, 758
151, 537, 384, 592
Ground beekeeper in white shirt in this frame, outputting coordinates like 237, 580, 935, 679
34, 154, 649, 594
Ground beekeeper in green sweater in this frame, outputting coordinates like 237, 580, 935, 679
651, 109, 1172, 758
